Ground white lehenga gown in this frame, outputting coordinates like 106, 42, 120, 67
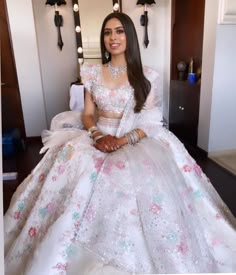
4, 64, 236, 275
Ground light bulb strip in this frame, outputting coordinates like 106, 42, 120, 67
71, 0, 84, 63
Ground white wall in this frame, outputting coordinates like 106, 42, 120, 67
198, 0, 219, 151
208, 24, 236, 152
198, 0, 236, 153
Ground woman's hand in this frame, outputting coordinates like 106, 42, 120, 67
94, 135, 120, 153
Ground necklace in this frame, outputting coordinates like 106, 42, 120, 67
107, 62, 127, 79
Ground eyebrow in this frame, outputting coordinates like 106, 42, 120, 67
104, 26, 124, 31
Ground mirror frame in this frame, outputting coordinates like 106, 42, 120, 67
71, 0, 122, 65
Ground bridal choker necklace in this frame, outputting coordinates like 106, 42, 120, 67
108, 62, 127, 79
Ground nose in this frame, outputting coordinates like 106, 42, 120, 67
110, 30, 117, 40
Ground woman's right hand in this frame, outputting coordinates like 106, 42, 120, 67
94, 135, 120, 153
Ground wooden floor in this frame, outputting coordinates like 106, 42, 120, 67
2, 139, 236, 217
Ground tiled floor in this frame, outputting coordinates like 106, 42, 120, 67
210, 152, 236, 176
3, 139, 236, 217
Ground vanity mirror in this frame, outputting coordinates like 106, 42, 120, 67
72, 0, 122, 64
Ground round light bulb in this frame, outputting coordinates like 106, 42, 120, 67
77, 47, 83, 54
75, 26, 81, 33
78, 58, 84, 64
113, 3, 119, 11
73, 4, 79, 12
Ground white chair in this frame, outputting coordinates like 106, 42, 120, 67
50, 84, 85, 131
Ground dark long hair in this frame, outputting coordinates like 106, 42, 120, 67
100, 12, 151, 113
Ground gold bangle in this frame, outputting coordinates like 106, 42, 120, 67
88, 126, 98, 137
91, 130, 101, 137
93, 135, 104, 143
135, 129, 142, 139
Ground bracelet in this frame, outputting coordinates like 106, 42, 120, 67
125, 129, 141, 145
135, 129, 142, 139
87, 126, 98, 137
88, 126, 97, 133
93, 135, 104, 143
91, 130, 101, 137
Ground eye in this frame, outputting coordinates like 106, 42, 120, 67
117, 29, 125, 34
104, 30, 111, 36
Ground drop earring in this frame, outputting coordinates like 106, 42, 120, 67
105, 51, 110, 61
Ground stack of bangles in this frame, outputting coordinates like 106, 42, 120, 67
88, 126, 142, 146
125, 129, 142, 145
87, 126, 104, 143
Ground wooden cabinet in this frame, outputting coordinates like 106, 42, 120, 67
169, 0, 205, 145
169, 80, 200, 144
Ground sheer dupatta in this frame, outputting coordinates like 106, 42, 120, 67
116, 68, 163, 139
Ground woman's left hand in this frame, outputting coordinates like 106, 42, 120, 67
94, 135, 120, 153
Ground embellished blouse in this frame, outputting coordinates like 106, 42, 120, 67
80, 64, 134, 115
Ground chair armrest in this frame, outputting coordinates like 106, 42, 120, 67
50, 111, 83, 131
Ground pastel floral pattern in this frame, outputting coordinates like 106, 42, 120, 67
182, 164, 192, 172
72, 212, 80, 220
38, 173, 46, 183
167, 231, 178, 243
13, 201, 25, 220
153, 193, 164, 204
90, 172, 98, 183
119, 240, 133, 252
14, 211, 21, 220
150, 203, 162, 215
115, 160, 126, 170
58, 164, 65, 175
193, 164, 202, 178
28, 227, 37, 238
58, 144, 75, 162
177, 241, 189, 255
193, 190, 202, 199
93, 156, 104, 172
39, 203, 55, 218
85, 205, 96, 222
53, 262, 68, 271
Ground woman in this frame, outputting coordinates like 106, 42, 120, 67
4, 12, 236, 275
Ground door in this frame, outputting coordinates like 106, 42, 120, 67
0, 0, 25, 137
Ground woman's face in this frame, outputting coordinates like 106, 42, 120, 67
103, 18, 127, 58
